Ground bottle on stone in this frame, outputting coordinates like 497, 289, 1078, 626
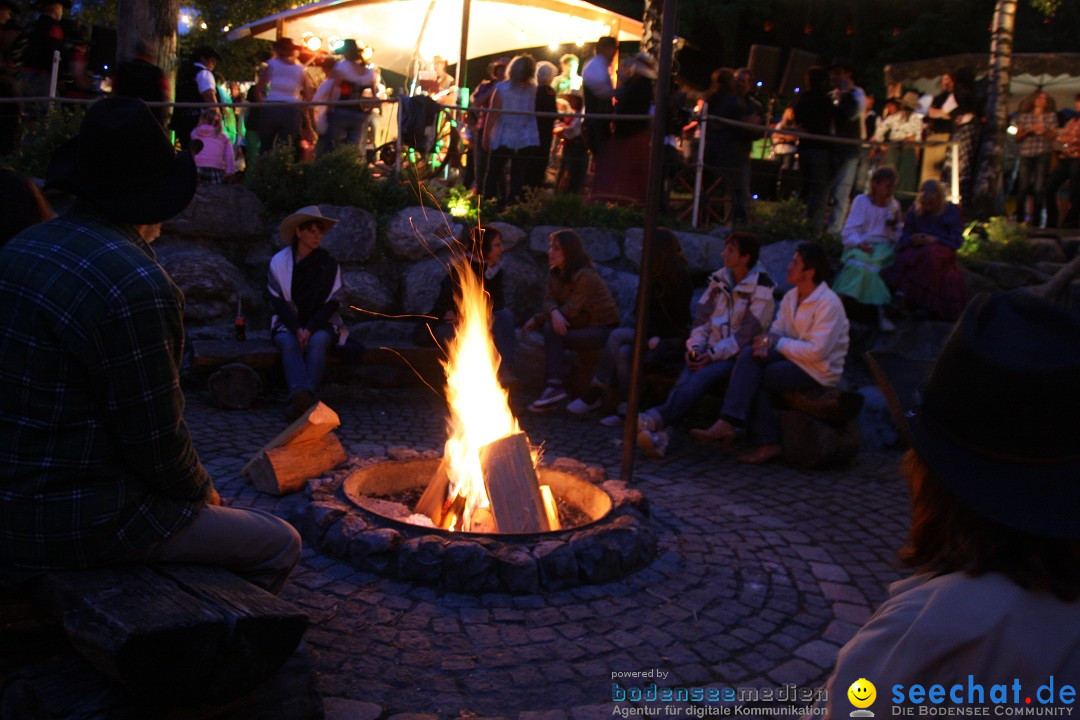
235, 297, 246, 341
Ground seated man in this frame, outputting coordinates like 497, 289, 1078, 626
0, 98, 301, 594
636, 232, 775, 458
822, 292, 1080, 715
691, 242, 850, 465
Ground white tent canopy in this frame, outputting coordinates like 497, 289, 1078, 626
227, 0, 644, 78
885, 53, 1080, 113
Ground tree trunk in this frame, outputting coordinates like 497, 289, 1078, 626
970, 0, 1017, 218
115, 0, 179, 80
641, 0, 663, 59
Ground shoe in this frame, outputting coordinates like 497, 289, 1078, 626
637, 409, 661, 433
498, 370, 520, 388
567, 396, 602, 415
736, 444, 783, 465
599, 414, 623, 427
637, 429, 669, 458
879, 315, 897, 333
283, 390, 316, 422
529, 385, 568, 412
690, 418, 736, 445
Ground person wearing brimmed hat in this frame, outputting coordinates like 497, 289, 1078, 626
255, 37, 314, 156
872, 90, 924, 196
268, 206, 348, 419
0, 97, 301, 593
817, 291, 1080, 716
315, 38, 377, 157
171, 45, 221, 151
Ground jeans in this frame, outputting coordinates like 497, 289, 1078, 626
274, 329, 333, 396
543, 323, 613, 386
720, 346, 820, 445
134, 505, 302, 594
316, 108, 368, 156
591, 327, 634, 393
1015, 154, 1050, 224
827, 148, 862, 233
653, 358, 736, 427
799, 147, 831, 230
259, 103, 302, 155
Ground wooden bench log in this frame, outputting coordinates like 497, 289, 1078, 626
34, 564, 309, 706
207, 362, 264, 410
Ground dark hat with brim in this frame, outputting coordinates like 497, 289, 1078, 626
866, 291, 1080, 540
46, 97, 196, 225
193, 45, 221, 62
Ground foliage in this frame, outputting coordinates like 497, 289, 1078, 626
497, 188, 645, 232
1, 106, 85, 180
738, 197, 825, 245
419, 182, 496, 225
958, 217, 1033, 264
244, 145, 411, 218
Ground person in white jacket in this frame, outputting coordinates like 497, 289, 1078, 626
636, 232, 775, 458
691, 242, 849, 464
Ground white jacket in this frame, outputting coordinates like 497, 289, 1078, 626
688, 265, 775, 361
773, 282, 849, 386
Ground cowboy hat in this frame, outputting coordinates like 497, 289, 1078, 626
45, 97, 196, 225
339, 38, 361, 60
278, 206, 338, 245
900, 91, 921, 111
192, 45, 221, 63
866, 291, 1080, 540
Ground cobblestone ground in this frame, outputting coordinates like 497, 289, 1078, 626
188, 381, 910, 720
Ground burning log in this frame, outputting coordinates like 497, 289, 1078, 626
479, 432, 550, 534
242, 402, 347, 495
414, 457, 451, 526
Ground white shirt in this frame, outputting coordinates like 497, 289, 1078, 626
265, 58, 307, 102
841, 193, 902, 248
581, 55, 614, 105
773, 282, 849, 387
194, 62, 216, 96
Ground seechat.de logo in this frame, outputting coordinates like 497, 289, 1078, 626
849, 678, 878, 717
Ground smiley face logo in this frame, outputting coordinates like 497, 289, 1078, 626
847, 678, 877, 714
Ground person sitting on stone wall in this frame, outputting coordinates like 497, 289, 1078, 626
690, 242, 849, 465
635, 231, 775, 458
524, 229, 619, 413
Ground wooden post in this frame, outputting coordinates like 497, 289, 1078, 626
478, 433, 548, 534
242, 402, 347, 495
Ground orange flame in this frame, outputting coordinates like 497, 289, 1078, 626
442, 257, 536, 531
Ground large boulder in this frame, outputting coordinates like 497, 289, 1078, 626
317, 205, 378, 263
594, 265, 640, 326
401, 256, 450, 315
339, 269, 393, 319
486, 221, 526, 251
624, 228, 725, 275
757, 240, 800, 295
156, 246, 259, 325
386, 206, 463, 261
529, 225, 562, 254
1027, 236, 1067, 265
979, 261, 1042, 290
163, 184, 265, 242
500, 252, 548, 324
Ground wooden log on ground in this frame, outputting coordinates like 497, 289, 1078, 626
242, 402, 347, 495
34, 564, 309, 706
207, 362, 264, 410
414, 457, 450, 526
479, 432, 548, 534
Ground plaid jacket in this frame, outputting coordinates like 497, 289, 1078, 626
0, 204, 211, 578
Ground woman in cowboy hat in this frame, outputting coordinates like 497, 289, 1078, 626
268, 206, 348, 419
819, 292, 1080, 716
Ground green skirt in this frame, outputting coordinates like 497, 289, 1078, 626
833, 243, 894, 306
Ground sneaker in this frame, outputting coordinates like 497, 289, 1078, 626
529, 385, 568, 412
599, 414, 623, 427
637, 429, 669, 458
567, 396, 603, 415
637, 409, 661, 433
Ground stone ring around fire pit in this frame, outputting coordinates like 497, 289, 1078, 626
292, 452, 657, 594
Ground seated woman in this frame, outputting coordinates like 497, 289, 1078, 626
415, 225, 516, 383
691, 243, 849, 465
635, 232, 775, 458
268, 207, 349, 420
524, 229, 619, 412
566, 228, 692, 423
881, 179, 968, 320
832, 165, 903, 332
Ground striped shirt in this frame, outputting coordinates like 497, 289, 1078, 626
0, 204, 211, 579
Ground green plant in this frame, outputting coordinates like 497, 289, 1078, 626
497, 188, 645, 231
244, 143, 308, 213
738, 197, 825, 245
2, 106, 85, 180
959, 217, 1033, 264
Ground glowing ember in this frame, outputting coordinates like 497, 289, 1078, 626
441, 257, 540, 531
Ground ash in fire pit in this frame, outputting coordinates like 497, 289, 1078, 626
293, 454, 657, 593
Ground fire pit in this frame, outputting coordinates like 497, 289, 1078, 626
292, 255, 657, 592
